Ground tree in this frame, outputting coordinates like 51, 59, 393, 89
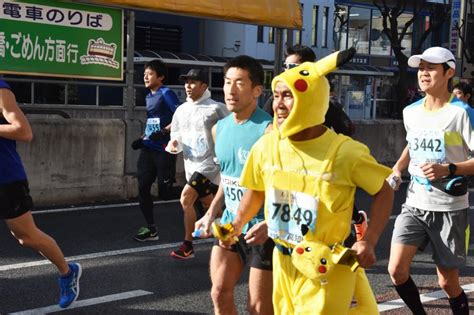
455, 0, 473, 67
373, 0, 450, 117
333, 4, 349, 51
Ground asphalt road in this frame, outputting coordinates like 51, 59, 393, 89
1, 183, 473, 314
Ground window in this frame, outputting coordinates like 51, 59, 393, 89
269, 27, 275, 44
347, 7, 370, 54
295, 3, 303, 45
312, 5, 319, 47
257, 26, 264, 43
397, 13, 414, 57
334, 5, 348, 50
322, 7, 329, 48
295, 29, 302, 45
370, 11, 391, 56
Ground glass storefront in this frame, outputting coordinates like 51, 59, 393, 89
347, 7, 371, 54
331, 3, 418, 119
333, 4, 413, 57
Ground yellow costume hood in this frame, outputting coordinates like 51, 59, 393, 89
271, 48, 356, 138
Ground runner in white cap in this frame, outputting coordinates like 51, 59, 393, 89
389, 46, 473, 315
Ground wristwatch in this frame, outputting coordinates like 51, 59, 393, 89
448, 163, 457, 176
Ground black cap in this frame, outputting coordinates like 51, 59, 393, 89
179, 69, 209, 85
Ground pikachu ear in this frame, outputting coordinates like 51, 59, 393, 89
336, 47, 356, 68
312, 47, 357, 77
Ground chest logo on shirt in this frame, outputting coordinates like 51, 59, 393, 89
237, 147, 249, 165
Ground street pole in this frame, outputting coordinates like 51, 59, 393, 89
125, 10, 135, 119
273, 28, 284, 77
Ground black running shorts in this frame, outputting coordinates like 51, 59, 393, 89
214, 235, 274, 271
0, 180, 34, 219
187, 172, 218, 198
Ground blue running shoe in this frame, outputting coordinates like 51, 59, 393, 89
58, 262, 82, 308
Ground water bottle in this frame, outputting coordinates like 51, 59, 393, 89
192, 218, 220, 238
192, 229, 205, 238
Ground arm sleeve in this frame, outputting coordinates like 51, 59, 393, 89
461, 109, 474, 151
170, 106, 182, 141
162, 89, 180, 113
340, 142, 392, 195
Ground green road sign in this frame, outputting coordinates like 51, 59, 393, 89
0, 0, 123, 80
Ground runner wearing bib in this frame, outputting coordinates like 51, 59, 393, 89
132, 59, 180, 242
389, 47, 473, 315
223, 49, 394, 314
195, 56, 273, 315
168, 69, 228, 259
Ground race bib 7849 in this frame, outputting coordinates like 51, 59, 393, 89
266, 188, 318, 245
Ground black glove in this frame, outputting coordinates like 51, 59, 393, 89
131, 138, 144, 150
149, 129, 170, 141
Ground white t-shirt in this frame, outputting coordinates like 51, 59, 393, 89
170, 89, 229, 184
404, 96, 474, 211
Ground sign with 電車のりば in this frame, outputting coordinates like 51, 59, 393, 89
0, 0, 123, 80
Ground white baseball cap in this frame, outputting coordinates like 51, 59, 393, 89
408, 47, 456, 69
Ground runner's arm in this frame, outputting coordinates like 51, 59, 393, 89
194, 123, 223, 236
195, 184, 224, 237
231, 189, 265, 236
0, 88, 32, 142
352, 180, 393, 268
392, 144, 410, 176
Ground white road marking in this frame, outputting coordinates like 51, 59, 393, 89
32, 199, 180, 214
9, 290, 153, 314
0, 238, 213, 271
378, 283, 474, 312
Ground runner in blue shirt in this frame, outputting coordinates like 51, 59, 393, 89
0, 80, 81, 308
131, 59, 181, 241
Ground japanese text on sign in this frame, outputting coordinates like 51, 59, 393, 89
1, 1, 113, 30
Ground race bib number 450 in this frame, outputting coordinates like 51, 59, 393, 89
222, 175, 246, 214
407, 129, 445, 164
266, 188, 318, 245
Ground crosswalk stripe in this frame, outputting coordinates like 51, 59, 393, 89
9, 290, 153, 314
378, 283, 474, 312
0, 238, 213, 271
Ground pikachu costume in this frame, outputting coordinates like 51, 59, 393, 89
240, 48, 391, 314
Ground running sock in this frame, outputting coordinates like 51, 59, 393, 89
147, 224, 157, 233
394, 276, 426, 315
184, 240, 193, 248
448, 290, 469, 315
353, 212, 364, 224
60, 268, 72, 279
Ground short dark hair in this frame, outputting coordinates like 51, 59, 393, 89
442, 62, 451, 74
223, 55, 264, 87
454, 82, 473, 102
285, 45, 316, 63
144, 59, 167, 78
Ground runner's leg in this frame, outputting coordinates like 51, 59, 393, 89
180, 184, 199, 241
210, 245, 244, 315
248, 267, 273, 315
6, 211, 69, 275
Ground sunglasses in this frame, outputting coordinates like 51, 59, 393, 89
282, 62, 299, 70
